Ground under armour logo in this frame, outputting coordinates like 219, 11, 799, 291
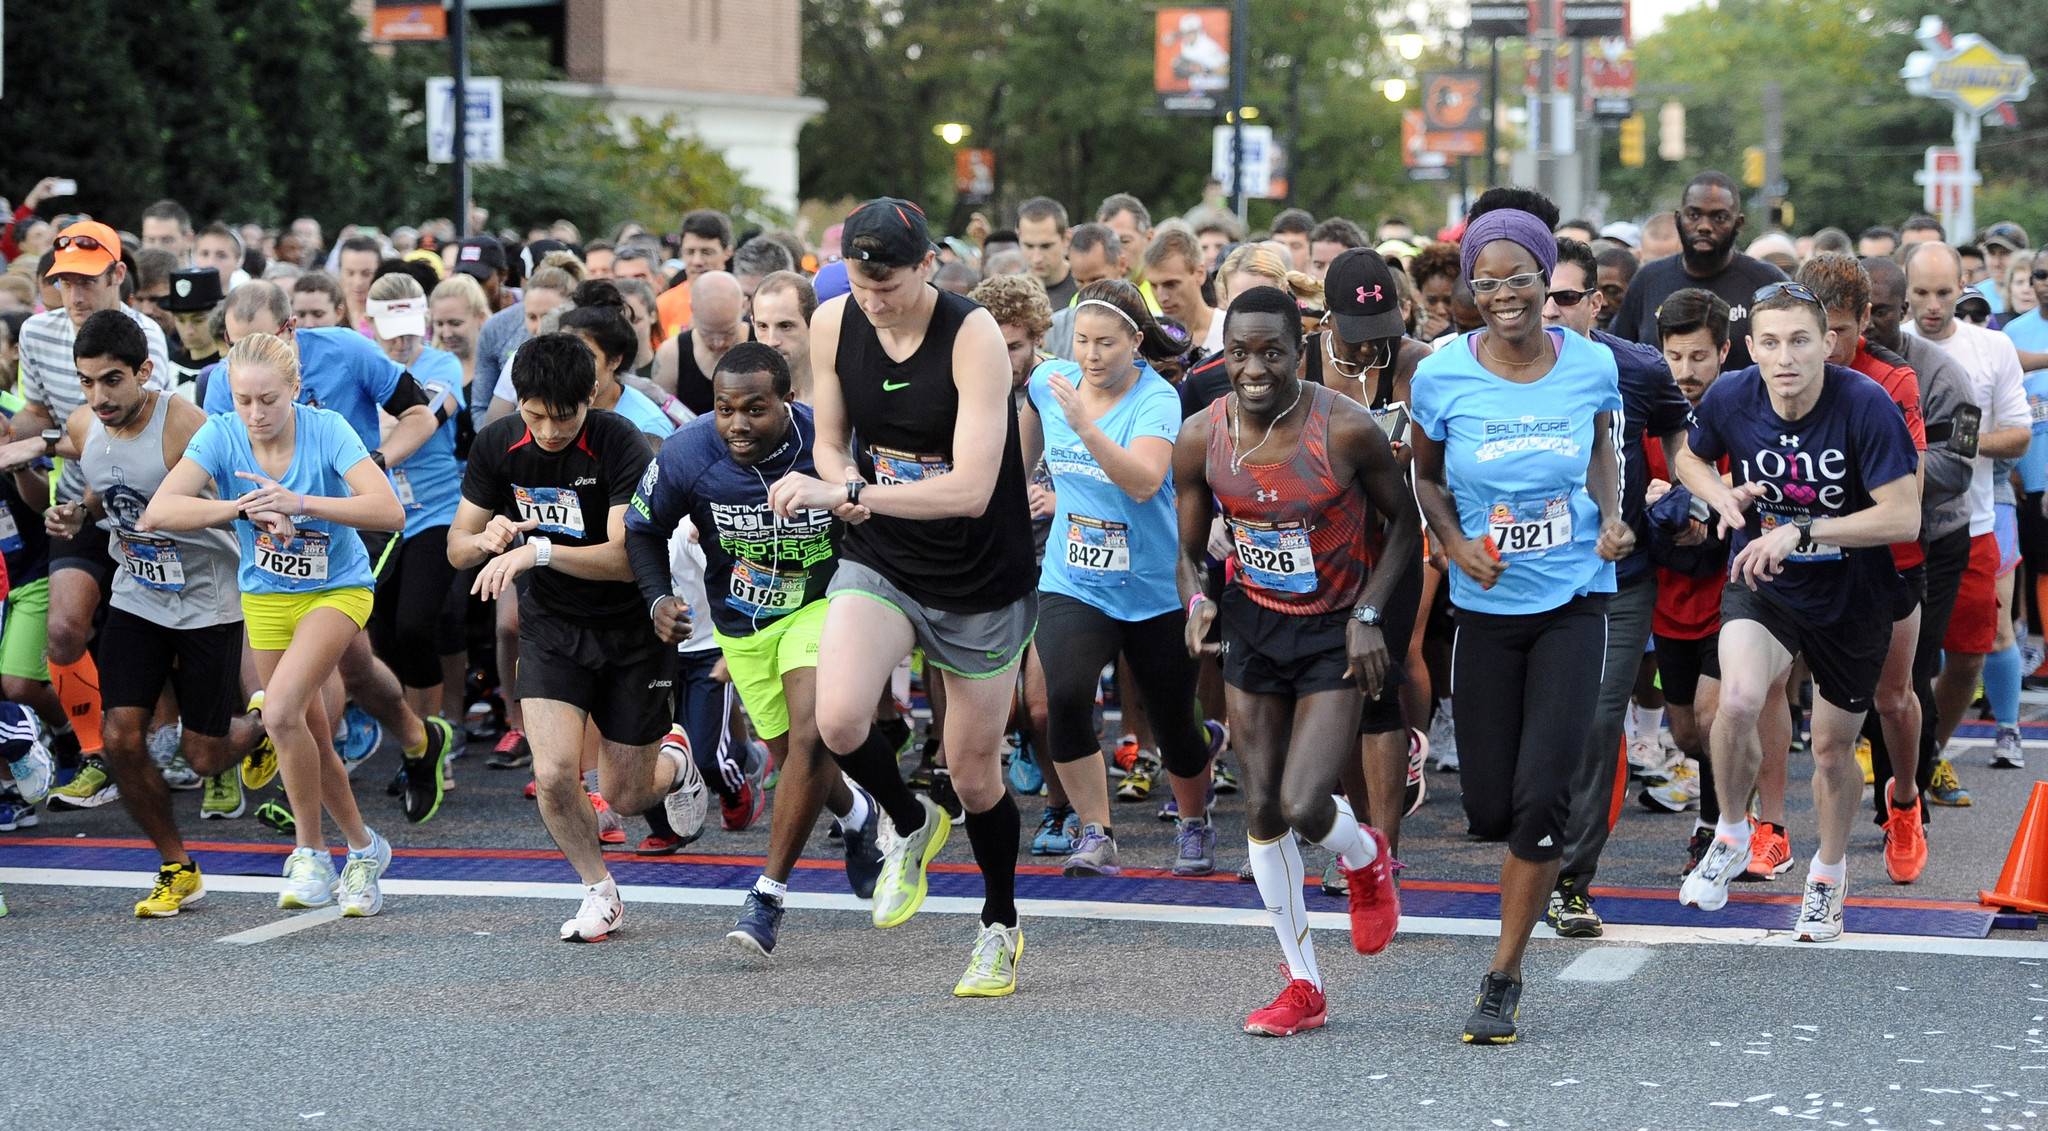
1356, 284, 1383, 304
1779, 434, 1800, 447
1256, 488, 1280, 502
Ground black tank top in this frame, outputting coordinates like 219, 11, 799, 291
836, 287, 1036, 613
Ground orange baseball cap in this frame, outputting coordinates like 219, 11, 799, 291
46, 220, 121, 279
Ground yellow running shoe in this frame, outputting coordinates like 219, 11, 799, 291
1928, 758, 1972, 807
134, 862, 204, 918
1854, 737, 1874, 786
953, 922, 1024, 998
242, 692, 278, 790
872, 795, 949, 929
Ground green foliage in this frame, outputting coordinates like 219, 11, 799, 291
0, 0, 168, 224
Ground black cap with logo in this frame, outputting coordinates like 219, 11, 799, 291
840, 197, 934, 268
1325, 248, 1405, 344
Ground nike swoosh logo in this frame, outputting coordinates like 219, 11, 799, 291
883, 379, 910, 391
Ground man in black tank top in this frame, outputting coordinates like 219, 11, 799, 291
767, 197, 1036, 998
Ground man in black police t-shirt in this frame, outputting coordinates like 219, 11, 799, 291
1608, 170, 1788, 372
449, 333, 700, 944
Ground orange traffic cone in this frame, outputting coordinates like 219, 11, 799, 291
1980, 781, 2048, 914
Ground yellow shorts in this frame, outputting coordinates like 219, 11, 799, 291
712, 599, 827, 742
241, 588, 375, 651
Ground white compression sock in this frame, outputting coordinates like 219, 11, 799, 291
838, 782, 871, 833
753, 875, 789, 901
1312, 796, 1377, 871
1247, 832, 1320, 988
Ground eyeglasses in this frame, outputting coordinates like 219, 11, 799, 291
51, 234, 107, 253
1547, 287, 1597, 307
1469, 271, 1544, 294
1753, 281, 1825, 311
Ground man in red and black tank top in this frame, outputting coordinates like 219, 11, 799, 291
1172, 286, 1417, 1038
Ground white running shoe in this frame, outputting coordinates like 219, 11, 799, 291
339, 830, 392, 918
1678, 835, 1747, 912
1427, 704, 1459, 771
4, 731, 53, 806
278, 847, 338, 910
1640, 759, 1701, 812
560, 878, 624, 942
1794, 875, 1846, 942
661, 731, 708, 846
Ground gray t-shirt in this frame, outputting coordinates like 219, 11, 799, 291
472, 302, 527, 426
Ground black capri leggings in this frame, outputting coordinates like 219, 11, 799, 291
1451, 594, 1610, 862
1037, 592, 1209, 779
369, 525, 463, 689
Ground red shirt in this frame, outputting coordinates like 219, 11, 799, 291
1647, 437, 1725, 640
1850, 339, 1926, 571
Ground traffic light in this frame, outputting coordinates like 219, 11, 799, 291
1619, 115, 1645, 168
1658, 102, 1686, 161
1743, 146, 1766, 188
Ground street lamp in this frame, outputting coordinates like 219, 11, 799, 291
1394, 32, 1426, 61
933, 122, 971, 146
1381, 78, 1408, 103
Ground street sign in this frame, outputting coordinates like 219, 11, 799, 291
1903, 32, 2033, 116
1914, 146, 1977, 234
1465, 2, 1530, 39
1211, 124, 1277, 198
426, 76, 503, 165
1421, 70, 1487, 157
1562, 1, 1629, 39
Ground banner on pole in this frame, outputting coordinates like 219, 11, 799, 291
1155, 7, 1231, 115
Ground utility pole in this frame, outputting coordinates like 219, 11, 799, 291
451, 0, 470, 237
1230, 0, 1248, 222
1761, 80, 1783, 227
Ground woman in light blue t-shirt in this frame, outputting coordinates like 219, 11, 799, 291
1019, 280, 1214, 879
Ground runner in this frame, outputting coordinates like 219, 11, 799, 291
626, 342, 883, 955
1016, 197, 1079, 309
750, 271, 818, 402
451, 333, 703, 942
1673, 282, 1921, 940
1408, 200, 1631, 1043
144, 332, 410, 915
53, 311, 264, 915
1020, 279, 1214, 877
764, 197, 1034, 997
1607, 171, 1789, 371
1175, 284, 1410, 1036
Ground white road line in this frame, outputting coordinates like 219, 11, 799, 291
6, 867, 2045, 960
216, 906, 344, 945
1557, 946, 1655, 982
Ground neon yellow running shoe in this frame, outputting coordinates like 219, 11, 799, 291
1855, 737, 1874, 786
953, 922, 1024, 998
135, 862, 205, 918
242, 692, 278, 790
872, 795, 949, 929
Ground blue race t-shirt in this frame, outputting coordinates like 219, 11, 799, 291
1687, 364, 1919, 625
184, 402, 378, 595
615, 384, 677, 441
2005, 310, 2048, 493
1412, 327, 1622, 615
203, 326, 402, 450
1026, 359, 1184, 620
391, 345, 468, 538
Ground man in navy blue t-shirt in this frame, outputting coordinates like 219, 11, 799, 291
1672, 283, 1920, 943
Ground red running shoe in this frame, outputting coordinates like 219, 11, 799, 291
636, 832, 684, 856
1244, 977, 1328, 1037
1340, 826, 1400, 955
590, 791, 626, 845
721, 778, 766, 832
522, 779, 538, 800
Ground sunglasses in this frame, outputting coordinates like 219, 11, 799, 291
2030, 269, 2048, 282
1470, 271, 1545, 294
51, 234, 108, 253
1547, 287, 1597, 307
1753, 280, 1825, 311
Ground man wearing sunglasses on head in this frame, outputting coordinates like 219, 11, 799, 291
1540, 235, 1692, 938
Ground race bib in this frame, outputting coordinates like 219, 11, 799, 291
1758, 505, 1841, 562
254, 530, 330, 581
514, 485, 585, 537
1063, 514, 1130, 579
870, 445, 951, 486
391, 468, 418, 509
117, 532, 185, 592
1231, 519, 1316, 593
1485, 495, 1572, 557
2030, 395, 2048, 428
726, 559, 806, 618
0, 506, 20, 555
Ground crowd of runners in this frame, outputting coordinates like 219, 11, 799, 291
0, 170, 2044, 1044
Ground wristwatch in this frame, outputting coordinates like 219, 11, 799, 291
530, 536, 552, 569
1352, 604, 1383, 627
369, 449, 388, 470
1791, 513, 1814, 552
845, 478, 863, 506
40, 428, 61, 457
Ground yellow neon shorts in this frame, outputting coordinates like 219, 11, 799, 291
711, 598, 827, 742
241, 587, 375, 651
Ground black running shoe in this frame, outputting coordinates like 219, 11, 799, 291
399, 716, 456, 824
1462, 972, 1523, 1045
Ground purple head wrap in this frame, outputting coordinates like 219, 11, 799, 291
1459, 208, 1558, 284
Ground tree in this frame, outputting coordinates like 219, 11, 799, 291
123, 0, 279, 223
0, 0, 167, 226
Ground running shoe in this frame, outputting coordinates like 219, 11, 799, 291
278, 847, 338, 910
46, 757, 118, 810
134, 861, 204, 918
1427, 703, 1459, 771
1462, 972, 1523, 1045
1993, 727, 2026, 770
873, 796, 949, 928
1743, 821, 1792, 880
1205, 721, 1238, 795
1404, 727, 1429, 817
1341, 827, 1400, 954
721, 775, 766, 832
1031, 805, 1078, 856
727, 890, 783, 956
1007, 737, 1044, 796
842, 786, 884, 900
953, 922, 1024, 998
560, 879, 624, 942
3, 723, 53, 805
242, 692, 278, 790
1111, 735, 1141, 777
1211, 757, 1240, 795
1159, 778, 1218, 823
928, 768, 965, 826
338, 829, 391, 918
337, 704, 384, 775
1236, 858, 1256, 883
1855, 736, 1875, 785
1627, 734, 1679, 780
1793, 874, 1845, 942
1062, 824, 1120, 877
254, 800, 296, 836
160, 751, 201, 792
523, 779, 538, 800
398, 716, 457, 824
1679, 834, 1747, 911
151, 724, 199, 790
1639, 760, 1701, 812
487, 729, 531, 770
1115, 757, 1158, 803
1320, 856, 1348, 897
148, 722, 180, 761
590, 792, 626, 845
1245, 977, 1327, 1037
907, 737, 939, 789
661, 732, 709, 848
1554, 887, 1602, 939
1173, 817, 1216, 876
1882, 799, 1928, 884
635, 832, 684, 855
200, 771, 245, 820
1929, 759, 1973, 806
1682, 826, 1714, 878
0, 792, 37, 831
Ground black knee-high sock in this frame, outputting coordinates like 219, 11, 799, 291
965, 792, 1020, 928
833, 726, 925, 833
